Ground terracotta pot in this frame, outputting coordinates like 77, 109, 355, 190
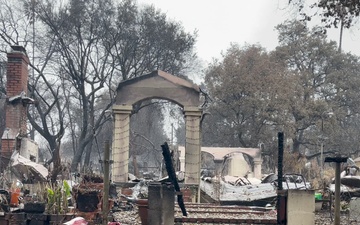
121, 188, 133, 197
10, 191, 20, 207
136, 199, 148, 225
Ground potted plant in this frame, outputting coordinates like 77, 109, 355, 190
72, 174, 104, 213
46, 180, 71, 214
46, 180, 72, 225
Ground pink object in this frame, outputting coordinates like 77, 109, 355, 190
63, 217, 88, 225
108, 222, 121, 225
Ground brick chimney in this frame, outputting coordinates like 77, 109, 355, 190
1, 46, 29, 168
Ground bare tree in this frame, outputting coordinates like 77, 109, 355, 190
1, 0, 198, 172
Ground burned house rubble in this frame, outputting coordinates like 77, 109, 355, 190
123, 145, 310, 207
328, 158, 360, 196
200, 173, 309, 206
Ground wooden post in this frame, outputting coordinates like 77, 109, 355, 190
103, 140, 110, 225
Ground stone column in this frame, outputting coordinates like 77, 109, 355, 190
253, 158, 263, 179
184, 107, 202, 185
111, 104, 132, 183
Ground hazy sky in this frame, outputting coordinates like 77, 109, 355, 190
137, 0, 360, 64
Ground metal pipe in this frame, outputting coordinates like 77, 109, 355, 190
277, 132, 285, 224
277, 132, 284, 191
334, 162, 341, 225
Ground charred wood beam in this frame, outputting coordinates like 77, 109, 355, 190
161, 142, 187, 216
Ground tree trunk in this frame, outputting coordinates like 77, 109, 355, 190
84, 141, 93, 168
71, 143, 86, 172
50, 139, 62, 183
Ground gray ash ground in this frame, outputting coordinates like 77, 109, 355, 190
112, 206, 141, 225
111, 206, 359, 225
315, 211, 358, 225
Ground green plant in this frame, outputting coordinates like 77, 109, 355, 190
62, 180, 71, 212
46, 180, 72, 214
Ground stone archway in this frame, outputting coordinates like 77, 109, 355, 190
111, 70, 202, 186
201, 147, 262, 179
178, 146, 262, 179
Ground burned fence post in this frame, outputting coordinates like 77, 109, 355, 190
102, 140, 113, 225
161, 142, 187, 216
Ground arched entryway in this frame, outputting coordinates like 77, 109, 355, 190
178, 146, 262, 179
111, 70, 203, 186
